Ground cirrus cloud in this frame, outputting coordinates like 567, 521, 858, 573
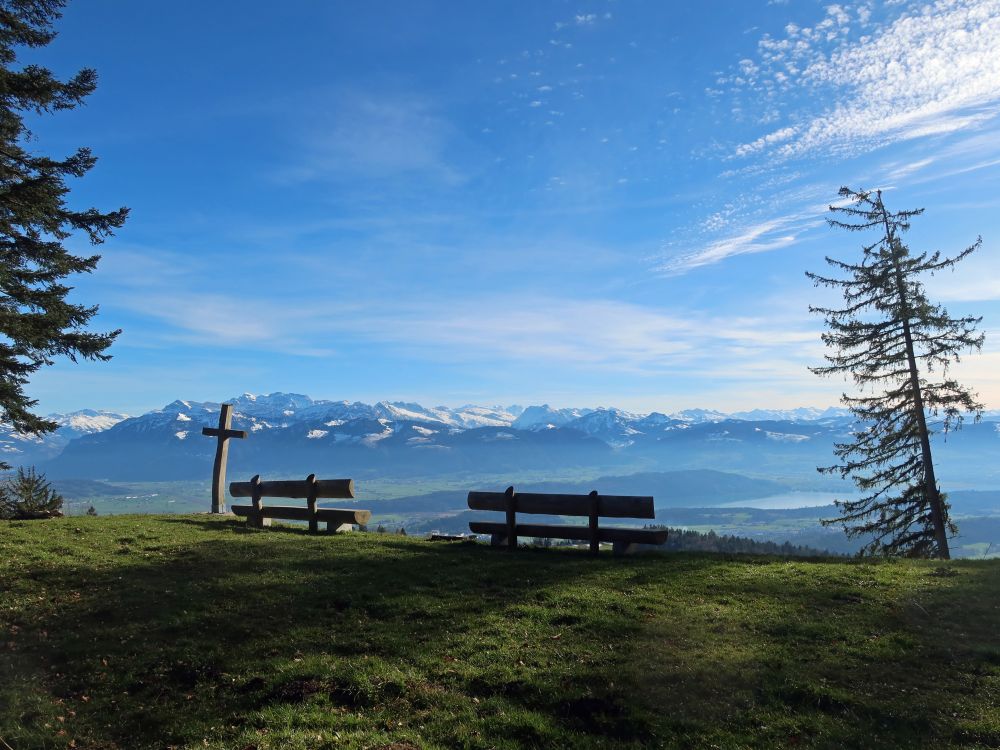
733, 0, 1000, 159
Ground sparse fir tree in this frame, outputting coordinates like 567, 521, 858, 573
0, 465, 63, 518
0, 1, 128, 466
808, 187, 984, 559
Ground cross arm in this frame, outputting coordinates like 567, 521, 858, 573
202, 427, 248, 439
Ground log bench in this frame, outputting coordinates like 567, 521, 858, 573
229, 474, 371, 533
467, 486, 668, 556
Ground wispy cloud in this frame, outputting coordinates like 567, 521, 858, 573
343, 297, 820, 378
99, 248, 821, 377
554, 12, 612, 30
661, 203, 828, 273
93, 247, 345, 354
674, 1, 1000, 277
732, 0, 1000, 159
883, 157, 936, 181
279, 92, 465, 184
734, 126, 797, 157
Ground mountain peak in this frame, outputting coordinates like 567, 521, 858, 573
670, 408, 729, 423
512, 404, 594, 430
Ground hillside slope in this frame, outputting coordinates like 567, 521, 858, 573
1, 516, 998, 749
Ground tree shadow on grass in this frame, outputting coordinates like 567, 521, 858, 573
627, 556, 1000, 749
164, 516, 317, 535
2, 516, 712, 749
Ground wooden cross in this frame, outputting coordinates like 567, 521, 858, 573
201, 403, 247, 513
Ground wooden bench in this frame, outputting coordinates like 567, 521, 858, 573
467, 486, 668, 556
229, 474, 371, 533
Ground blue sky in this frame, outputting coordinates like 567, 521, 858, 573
23, 0, 1000, 415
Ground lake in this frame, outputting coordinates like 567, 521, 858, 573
722, 491, 847, 509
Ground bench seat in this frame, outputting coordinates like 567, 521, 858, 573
469, 521, 667, 545
233, 504, 311, 521
232, 505, 369, 524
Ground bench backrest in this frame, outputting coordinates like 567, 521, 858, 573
467, 487, 653, 519
229, 474, 362, 532
230, 475, 355, 501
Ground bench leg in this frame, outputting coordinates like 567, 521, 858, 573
490, 533, 509, 547
613, 541, 637, 557
326, 522, 354, 534
309, 518, 319, 534
248, 514, 271, 529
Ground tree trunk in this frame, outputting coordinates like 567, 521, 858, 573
879, 195, 950, 558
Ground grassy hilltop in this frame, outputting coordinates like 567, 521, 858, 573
1, 516, 998, 749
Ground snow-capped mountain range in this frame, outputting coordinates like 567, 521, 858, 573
0, 409, 129, 465
3, 393, 997, 482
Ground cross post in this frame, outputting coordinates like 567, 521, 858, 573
201, 403, 248, 513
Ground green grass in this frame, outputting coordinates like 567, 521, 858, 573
1, 516, 998, 749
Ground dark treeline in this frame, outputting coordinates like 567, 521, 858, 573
649, 526, 841, 557
536, 525, 841, 557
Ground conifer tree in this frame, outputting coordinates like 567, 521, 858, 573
0, 1, 128, 459
0, 465, 63, 518
808, 187, 984, 559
